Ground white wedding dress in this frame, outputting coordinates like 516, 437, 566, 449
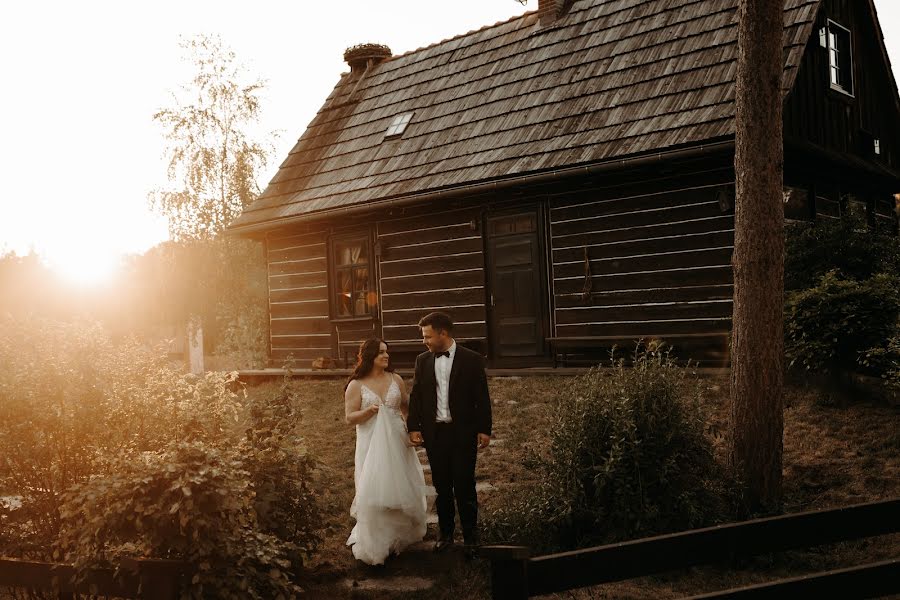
346, 379, 429, 565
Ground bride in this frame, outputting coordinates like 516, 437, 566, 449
344, 338, 428, 565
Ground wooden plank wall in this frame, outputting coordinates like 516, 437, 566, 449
376, 206, 488, 350
265, 227, 332, 364
783, 0, 900, 173
549, 171, 735, 363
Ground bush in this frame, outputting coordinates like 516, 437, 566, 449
58, 441, 301, 599
483, 345, 732, 553
861, 333, 900, 392
0, 316, 322, 596
243, 379, 323, 570
0, 317, 116, 559
784, 219, 900, 291
784, 272, 900, 375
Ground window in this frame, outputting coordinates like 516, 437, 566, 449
385, 112, 414, 138
329, 234, 375, 318
783, 186, 813, 221
823, 20, 853, 95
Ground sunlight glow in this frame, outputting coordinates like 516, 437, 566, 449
48, 246, 121, 286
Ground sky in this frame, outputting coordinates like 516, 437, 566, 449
0, 0, 898, 282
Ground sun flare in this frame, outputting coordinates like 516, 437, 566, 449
49, 247, 121, 286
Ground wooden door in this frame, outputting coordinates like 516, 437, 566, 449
486, 210, 549, 362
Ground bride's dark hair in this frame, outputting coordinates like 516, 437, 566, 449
346, 338, 393, 389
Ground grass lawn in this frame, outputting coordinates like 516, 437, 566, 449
246, 374, 900, 599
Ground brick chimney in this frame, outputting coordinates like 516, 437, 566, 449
538, 0, 574, 25
343, 43, 392, 75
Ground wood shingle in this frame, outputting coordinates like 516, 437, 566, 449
231, 0, 819, 231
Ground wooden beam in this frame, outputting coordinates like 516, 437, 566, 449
684, 558, 900, 600
524, 497, 900, 595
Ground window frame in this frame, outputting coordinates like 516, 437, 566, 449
384, 112, 414, 139
327, 230, 377, 322
783, 185, 815, 223
825, 19, 854, 97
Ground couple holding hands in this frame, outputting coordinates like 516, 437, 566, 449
343, 312, 492, 565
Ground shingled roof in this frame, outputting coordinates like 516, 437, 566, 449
231, 0, 821, 232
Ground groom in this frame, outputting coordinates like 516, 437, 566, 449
407, 311, 492, 557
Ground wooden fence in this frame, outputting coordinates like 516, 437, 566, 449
0, 557, 190, 599
482, 497, 900, 599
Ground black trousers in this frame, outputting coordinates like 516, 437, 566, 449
425, 422, 478, 539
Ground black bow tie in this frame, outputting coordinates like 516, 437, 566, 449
433, 350, 451, 358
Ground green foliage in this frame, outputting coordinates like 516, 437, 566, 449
784, 271, 900, 375
784, 219, 900, 291
0, 317, 322, 595
483, 345, 732, 552
114, 237, 268, 367
58, 441, 302, 599
0, 317, 114, 558
149, 34, 274, 242
860, 333, 900, 392
143, 34, 272, 366
243, 380, 323, 569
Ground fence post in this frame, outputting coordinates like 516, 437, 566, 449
123, 558, 189, 599
480, 545, 530, 600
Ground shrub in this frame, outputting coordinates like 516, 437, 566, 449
242, 379, 323, 569
784, 272, 900, 375
483, 345, 732, 553
58, 441, 301, 599
861, 333, 900, 392
784, 218, 900, 291
0, 317, 115, 559
0, 316, 322, 595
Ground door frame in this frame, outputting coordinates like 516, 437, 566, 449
483, 203, 553, 367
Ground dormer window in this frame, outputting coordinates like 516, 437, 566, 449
385, 112, 414, 139
823, 20, 854, 96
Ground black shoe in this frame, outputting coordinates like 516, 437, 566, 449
434, 535, 454, 553
463, 529, 480, 560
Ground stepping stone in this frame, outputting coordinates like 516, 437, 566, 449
476, 482, 496, 493
344, 576, 434, 593
489, 439, 504, 446
427, 513, 439, 524
422, 464, 431, 473
507, 400, 519, 405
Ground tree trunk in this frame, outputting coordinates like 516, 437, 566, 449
730, 0, 785, 512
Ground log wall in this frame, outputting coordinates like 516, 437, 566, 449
548, 169, 736, 363
265, 227, 332, 364
376, 206, 489, 350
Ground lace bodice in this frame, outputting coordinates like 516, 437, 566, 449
360, 378, 403, 412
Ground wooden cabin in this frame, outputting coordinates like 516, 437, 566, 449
229, 0, 900, 369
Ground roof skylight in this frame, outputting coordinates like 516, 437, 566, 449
385, 112, 414, 138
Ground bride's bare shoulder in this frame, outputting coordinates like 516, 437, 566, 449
345, 379, 363, 397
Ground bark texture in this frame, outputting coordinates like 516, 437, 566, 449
730, 0, 785, 511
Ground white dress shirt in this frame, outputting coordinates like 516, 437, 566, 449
434, 341, 457, 423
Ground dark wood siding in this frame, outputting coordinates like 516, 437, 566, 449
784, 0, 900, 174
265, 228, 332, 364
377, 206, 488, 347
549, 169, 735, 363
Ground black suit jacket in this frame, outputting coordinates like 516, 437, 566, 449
407, 344, 492, 443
